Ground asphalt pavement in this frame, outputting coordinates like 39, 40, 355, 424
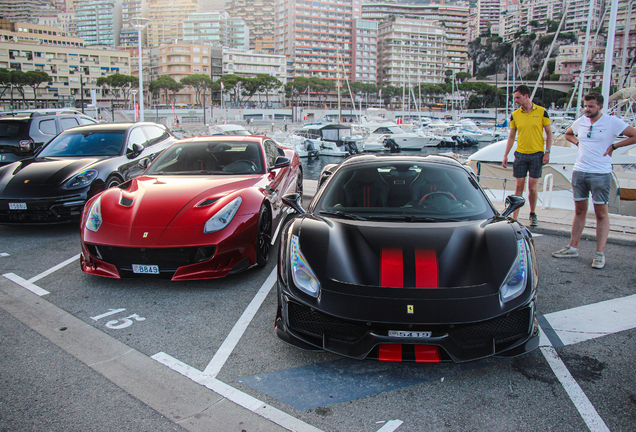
1, 180, 635, 432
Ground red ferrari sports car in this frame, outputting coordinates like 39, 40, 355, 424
79, 135, 302, 280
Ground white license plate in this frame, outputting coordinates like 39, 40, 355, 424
132, 264, 159, 274
388, 330, 432, 338
8, 203, 27, 210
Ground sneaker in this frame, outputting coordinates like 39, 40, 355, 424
529, 212, 538, 227
552, 246, 579, 258
591, 252, 605, 269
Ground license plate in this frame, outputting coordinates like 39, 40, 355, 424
388, 330, 432, 338
132, 264, 159, 274
8, 203, 27, 210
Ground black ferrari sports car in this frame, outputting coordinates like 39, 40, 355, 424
276, 154, 539, 363
0, 122, 175, 224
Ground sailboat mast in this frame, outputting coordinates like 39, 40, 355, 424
576, 0, 596, 118
602, 0, 620, 113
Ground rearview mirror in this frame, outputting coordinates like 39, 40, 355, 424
273, 156, 291, 170
282, 193, 306, 215
126, 142, 144, 159
502, 195, 525, 218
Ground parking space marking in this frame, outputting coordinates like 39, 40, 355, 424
538, 327, 610, 432
29, 254, 80, 283
2, 273, 49, 296
542, 293, 636, 347
152, 352, 324, 432
203, 266, 278, 378
376, 420, 403, 432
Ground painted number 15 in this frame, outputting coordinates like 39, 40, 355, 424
90, 308, 146, 329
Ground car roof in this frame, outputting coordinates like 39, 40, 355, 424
58, 122, 161, 133
175, 135, 267, 144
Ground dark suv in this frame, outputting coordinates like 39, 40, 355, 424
0, 109, 98, 165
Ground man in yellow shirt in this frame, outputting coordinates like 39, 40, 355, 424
502, 85, 553, 226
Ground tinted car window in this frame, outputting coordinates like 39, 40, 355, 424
38, 119, 57, 135
0, 121, 27, 139
39, 131, 125, 157
78, 117, 97, 125
141, 125, 169, 147
60, 117, 79, 130
127, 127, 148, 149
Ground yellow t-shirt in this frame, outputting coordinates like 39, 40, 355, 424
510, 104, 551, 154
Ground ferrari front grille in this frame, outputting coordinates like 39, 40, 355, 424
287, 302, 368, 343
86, 245, 216, 272
447, 308, 532, 349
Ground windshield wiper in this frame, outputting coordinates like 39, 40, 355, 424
318, 210, 367, 221
366, 215, 462, 222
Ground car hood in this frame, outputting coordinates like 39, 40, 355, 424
0, 157, 104, 197
295, 215, 519, 290
90, 175, 263, 244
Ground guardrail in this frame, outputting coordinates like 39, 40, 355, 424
476, 172, 570, 209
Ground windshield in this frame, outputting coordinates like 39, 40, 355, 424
0, 120, 28, 140
39, 131, 125, 157
321, 127, 353, 141
146, 140, 265, 175
315, 162, 494, 221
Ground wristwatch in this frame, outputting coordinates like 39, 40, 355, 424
545, 149, 551, 153
611, 144, 617, 150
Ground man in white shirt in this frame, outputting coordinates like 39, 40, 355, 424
552, 92, 636, 268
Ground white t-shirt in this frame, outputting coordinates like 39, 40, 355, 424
572, 114, 629, 173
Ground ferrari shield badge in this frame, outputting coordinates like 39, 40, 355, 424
143, 232, 149, 238
407, 305, 414, 314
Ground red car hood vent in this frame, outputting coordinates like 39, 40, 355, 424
102, 176, 257, 231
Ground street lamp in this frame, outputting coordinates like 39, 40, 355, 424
129, 17, 150, 122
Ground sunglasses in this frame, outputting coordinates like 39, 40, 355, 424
587, 125, 593, 138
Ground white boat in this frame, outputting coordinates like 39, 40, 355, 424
455, 119, 507, 143
208, 124, 252, 135
364, 124, 440, 149
283, 123, 362, 157
467, 135, 636, 216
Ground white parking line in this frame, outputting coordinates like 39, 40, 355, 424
376, 420, 403, 432
153, 352, 324, 432
29, 254, 80, 283
538, 327, 610, 432
203, 266, 278, 378
0, 252, 9, 257
2, 273, 49, 296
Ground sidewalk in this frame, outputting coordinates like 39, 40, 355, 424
304, 179, 636, 247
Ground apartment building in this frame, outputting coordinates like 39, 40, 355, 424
564, 0, 603, 33
0, 21, 83, 47
119, 0, 146, 49
183, 11, 248, 49
0, 39, 131, 108
274, 0, 361, 84
353, 19, 378, 85
604, 0, 636, 88
147, 0, 197, 48
361, 1, 470, 74
75, 0, 121, 48
519, 0, 565, 30
225, 0, 276, 52
377, 17, 447, 87
477, 0, 501, 35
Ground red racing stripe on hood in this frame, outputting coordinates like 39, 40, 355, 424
380, 248, 403, 287
415, 249, 438, 288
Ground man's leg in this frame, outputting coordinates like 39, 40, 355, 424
512, 177, 526, 220
569, 199, 588, 249
527, 177, 539, 213
593, 203, 610, 253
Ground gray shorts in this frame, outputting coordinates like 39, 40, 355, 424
513, 151, 544, 179
572, 170, 611, 205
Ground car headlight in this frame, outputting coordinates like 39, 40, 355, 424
290, 234, 320, 297
62, 169, 98, 190
85, 196, 102, 232
500, 239, 529, 303
204, 196, 242, 233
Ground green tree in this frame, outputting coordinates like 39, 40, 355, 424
24, 71, 50, 105
149, 75, 182, 105
10, 70, 28, 108
180, 74, 213, 106
255, 74, 282, 105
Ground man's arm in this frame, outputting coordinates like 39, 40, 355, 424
542, 124, 554, 165
502, 128, 517, 168
564, 126, 578, 145
604, 125, 636, 156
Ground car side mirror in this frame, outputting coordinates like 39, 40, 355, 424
282, 193, 306, 215
126, 142, 144, 159
273, 156, 291, 170
138, 157, 151, 169
502, 195, 525, 218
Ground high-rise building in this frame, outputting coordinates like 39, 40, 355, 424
225, 0, 275, 52
477, 0, 501, 35
0, 0, 60, 24
361, 1, 470, 74
564, 0, 603, 33
519, 0, 566, 31
353, 20, 378, 85
183, 11, 248, 49
147, 0, 197, 48
75, 0, 121, 47
377, 17, 447, 87
119, 0, 146, 49
274, 0, 361, 85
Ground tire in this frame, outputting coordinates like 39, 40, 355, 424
255, 204, 272, 267
105, 175, 123, 189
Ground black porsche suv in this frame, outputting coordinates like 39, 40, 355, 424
0, 109, 98, 166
